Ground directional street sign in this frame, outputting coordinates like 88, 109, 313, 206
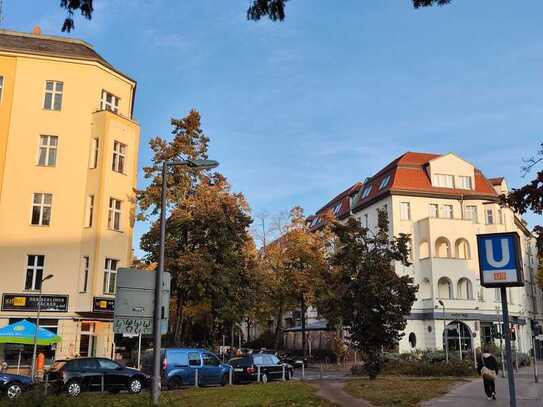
477, 232, 524, 288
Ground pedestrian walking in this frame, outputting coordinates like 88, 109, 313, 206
477, 346, 499, 400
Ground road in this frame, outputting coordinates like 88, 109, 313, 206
424, 363, 543, 407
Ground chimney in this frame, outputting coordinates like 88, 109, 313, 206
32, 25, 42, 35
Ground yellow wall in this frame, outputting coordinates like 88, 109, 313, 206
0, 55, 17, 200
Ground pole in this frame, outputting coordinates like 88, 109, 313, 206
301, 293, 306, 362
31, 286, 42, 381
472, 335, 477, 369
532, 334, 539, 383
496, 306, 505, 378
442, 304, 449, 364
151, 161, 167, 405
501, 287, 517, 407
457, 323, 462, 361
16, 351, 21, 375
137, 333, 142, 370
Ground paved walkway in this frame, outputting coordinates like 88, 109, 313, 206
424, 364, 543, 407
310, 381, 371, 407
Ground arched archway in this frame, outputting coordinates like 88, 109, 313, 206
435, 237, 451, 258
437, 277, 453, 299
457, 278, 473, 300
455, 239, 470, 259
443, 321, 472, 353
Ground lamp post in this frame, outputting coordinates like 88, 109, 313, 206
438, 300, 448, 364
152, 158, 219, 405
31, 273, 54, 381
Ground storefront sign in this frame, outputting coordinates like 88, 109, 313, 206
93, 297, 115, 313
477, 232, 524, 288
2, 294, 68, 312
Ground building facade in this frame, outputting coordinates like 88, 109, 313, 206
308, 152, 542, 355
0, 29, 139, 365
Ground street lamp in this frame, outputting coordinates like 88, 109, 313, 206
152, 158, 219, 405
31, 273, 54, 381
438, 300, 449, 364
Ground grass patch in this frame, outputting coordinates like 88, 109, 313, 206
3, 382, 334, 407
344, 376, 465, 407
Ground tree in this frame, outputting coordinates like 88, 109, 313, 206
319, 209, 417, 379
501, 142, 543, 287
58, 0, 453, 31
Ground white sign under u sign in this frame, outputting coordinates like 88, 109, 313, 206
485, 239, 510, 268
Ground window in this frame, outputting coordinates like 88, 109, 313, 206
457, 278, 473, 300
455, 239, 470, 259
435, 237, 451, 258
43, 81, 63, 110
361, 185, 372, 199
31, 193, 52, 226
458, 176, 472, 190
497, 208, 503, 224
37, 135, 58, 167
98, 359, 120, 370
100, 90, 120, 113
400, 202, 411, 221
112, 141, 126, 173
379, 175, 391, 190
25, 255, 44, 290
364, 214, 368, 227
188, 352, 201, 366
408, 333, 417, 348
485, 208, 494, 225
437, 277, 453, 299
89, 138, 99, 169
440, 205, 453, 219
80, 256, 89, 293
429, 204, 439, 218
108, 198, 122, 231
332, 203, 342, 216
85, 195, 94, 227
310, 216, 320, 227
0, 76, 3, 102
464, 205, 477, 223
433, 173, 454, 188
103, 258, 118, 294
203, 353, 221, 366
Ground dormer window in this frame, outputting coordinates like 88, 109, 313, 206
310, 217, 320, 227
332, 203, 342, 215
361, 185, 372, 199
433, 173, 454, 188
458, 176, 473, 190
379, 175, 391, 190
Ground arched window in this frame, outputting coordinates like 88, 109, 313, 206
435, 237, 451, 258
419, 240, 430, 259
457, 278, 473, 300
408, 333, 417, 348
455, 239, 470, 259
437, 277, 453, 299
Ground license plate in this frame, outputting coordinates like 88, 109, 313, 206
296, 360, 303, 363
234, 368, 244, 372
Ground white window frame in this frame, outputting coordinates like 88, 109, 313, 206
31, 193, 52, 226
108, 197, 122, 231
43, 80, 63, 111
112, 141, 126, 174
429, 204, 439, 218
100, 90, 120, 113
379, 175, 391, 190
80, 256, 90, 293
400, 202, 411, 221
433, 173, 454, 188
361, 185, 372, 199
464, 205, 478, 223
89, 138, 99, 169
37, 135, 58, 167
85, 195, 95, 227
486, 208, 494, 225
25, 255, 45, 291
440, 204, 453, 219
332, 203, 342, 216
104, 258, 118, 294
458, 176, 473, 190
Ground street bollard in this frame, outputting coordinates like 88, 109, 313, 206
301, 363, 305, 381
101, 374, 105, 393
320, 363, 323, 380
229, 367, 233, 385
195, 369, 199, 387
282, 364, 286, 381
257, 366, 261, 383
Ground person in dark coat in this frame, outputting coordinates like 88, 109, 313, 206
477, 347, 499, 400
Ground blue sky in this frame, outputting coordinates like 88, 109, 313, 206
4, 0, 541, 256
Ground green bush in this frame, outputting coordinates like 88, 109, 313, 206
351, 358, 475, 378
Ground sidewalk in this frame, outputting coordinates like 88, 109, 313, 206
424, 363, 543, 407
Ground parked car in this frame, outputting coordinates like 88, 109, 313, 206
0, 372, 32, 399
45, 357, 150, 397
142, 348, 232, 389
278, 352, 308, 369
229, 353, 293, 384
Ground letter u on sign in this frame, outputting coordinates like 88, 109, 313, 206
484, 239, 510, 268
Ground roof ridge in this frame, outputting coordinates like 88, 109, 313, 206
0, 29, 94, 49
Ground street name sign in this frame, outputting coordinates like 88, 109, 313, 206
477, 232, 524, 288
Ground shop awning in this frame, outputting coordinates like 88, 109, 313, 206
0, 320, 61, 346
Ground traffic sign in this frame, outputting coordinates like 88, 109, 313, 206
477, 232, 524, 288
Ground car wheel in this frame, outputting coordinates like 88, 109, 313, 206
168, 376, 183, 390
6, 382, 23, 399
128, 378, 143, 394
260, 373, 268, 384
65, 380, 82, 397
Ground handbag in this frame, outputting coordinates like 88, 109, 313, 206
481, 356, 496, 381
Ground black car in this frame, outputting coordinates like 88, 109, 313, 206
278, 352, 308, 369
0, 372, 33, 399
229, 353, 293, 384
45, 357, 150, 397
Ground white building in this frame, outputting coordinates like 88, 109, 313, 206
307, 151, 542, 355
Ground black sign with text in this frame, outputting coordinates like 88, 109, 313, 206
2, 294, 68, 312
93, 297, 115, 313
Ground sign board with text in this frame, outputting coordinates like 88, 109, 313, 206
1, 294, 68, 312
93, 297, 115, 313
113, 268, 170, 336
477, 232, 524, 288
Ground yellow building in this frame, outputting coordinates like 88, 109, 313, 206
0, 28, 139, 366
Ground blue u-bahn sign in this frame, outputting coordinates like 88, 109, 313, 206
477, 232, 524, 288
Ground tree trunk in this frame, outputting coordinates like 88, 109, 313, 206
301, 294, 306, 359
274, 302, 284, 349
174, 290, 184, 346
